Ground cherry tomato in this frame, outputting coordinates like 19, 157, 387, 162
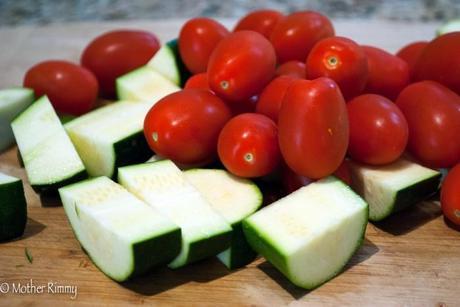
395, 81, 460, 168
281, 163, 314, 194
347, 94, 408, 165
179, 17, 229, 74
306, 37, 368, 100
278, 78, 349, 179
81, 30, 159, 97
234, 9, 284, 39
256, 75, 296, 122
362, 45, 410, 100
218, 113, 281, 178
333, 159, 352, 186
208, 31, 276, 102
23, 60, 98, 115
144, 89, 232, 165
183, 73, 257, 115
396, 41, 428, 80
414, 32, 460, 95
441, 164, 460, 226
270, 11, 334, 63
275, 61, 306, 79
184, 73, 209, 90
228, 95, 258, 116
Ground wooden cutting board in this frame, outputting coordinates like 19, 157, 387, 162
1, 19, 459, 306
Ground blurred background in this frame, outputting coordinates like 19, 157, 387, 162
1, 0, 459, 26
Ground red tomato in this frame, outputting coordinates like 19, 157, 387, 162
184, 73, 257, 115
256, 75, 296, 122
208, 31, 276, 102
395, 41, 428, 80
278, 78, 349, 179
218, 113, 281, 178
275, 61, 306, 79
228, 95, 258, 116
395, 81, 460, 168
347, 94, 408, 165
441, 164, 460, 226
281, 163, 314, 194
333, 159, 352, 186
184, 73, 209, 90
234, 9, 284, 39
179, 18, 229, 74
23, 60, 98, 115
81, 30, 159, 97
414, 33, 460, 95
306, 37, 368, 99
270, 11, 334, 63
144, 89, 232, 165
362, 45, 410, 100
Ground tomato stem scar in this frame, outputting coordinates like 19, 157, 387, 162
152, 132, 158, 142
244, 153, 253, 163
220, 80, 229, 90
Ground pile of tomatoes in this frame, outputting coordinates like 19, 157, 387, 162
22, 9, 460, 227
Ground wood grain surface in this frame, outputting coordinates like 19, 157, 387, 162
1, 19, 459, 306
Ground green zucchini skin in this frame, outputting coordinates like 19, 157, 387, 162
112, 131, 153, 179
31, 170, 88, 196
187, 229, 232, 265
0, 179, 27, 241
242, 218, 289, 276
387, 173, 442, 218
131, 228, 182, 277
224, 222, 258, 270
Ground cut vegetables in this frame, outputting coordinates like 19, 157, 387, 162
116, 66, 180, 103
59, 176, 181, 282
349, 158, 441, 221
184, 169, 262, 269
243, 177, 368, 289
11, 96, 87, 193
0, 88, 34, 152
0, 172, 27, 241
118, 160, 232, 269
147, 39, 190, 86
65, 101, 153, 178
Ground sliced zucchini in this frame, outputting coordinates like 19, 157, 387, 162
118, 160, 232, 269
59, 176, 181, 282
147, 39, 191, 87
147, 154, 165, 163
116, 66, 180, 103
437, 19, 460, 36
184, 169, 262, 269
11, 96, 87, 193
0, 172, 27, 241
243, 177, 368, 289
349, 158, 441, 222
65, 101, 153, 178
0, 88, 34, 152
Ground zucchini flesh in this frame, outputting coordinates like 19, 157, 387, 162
65, 101, 152, 178
59, 176, 181, 282
243, 177, 368, 289
437, 19, 460, 36
11, 96, 86, 193
0, 173, 27, 241
349, 159, 441, 221
118, 160, 232, 269
184, 169, 262, 269
147, 39, 191, 87
116, 66, 180, 103
0, 88, 34, 152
